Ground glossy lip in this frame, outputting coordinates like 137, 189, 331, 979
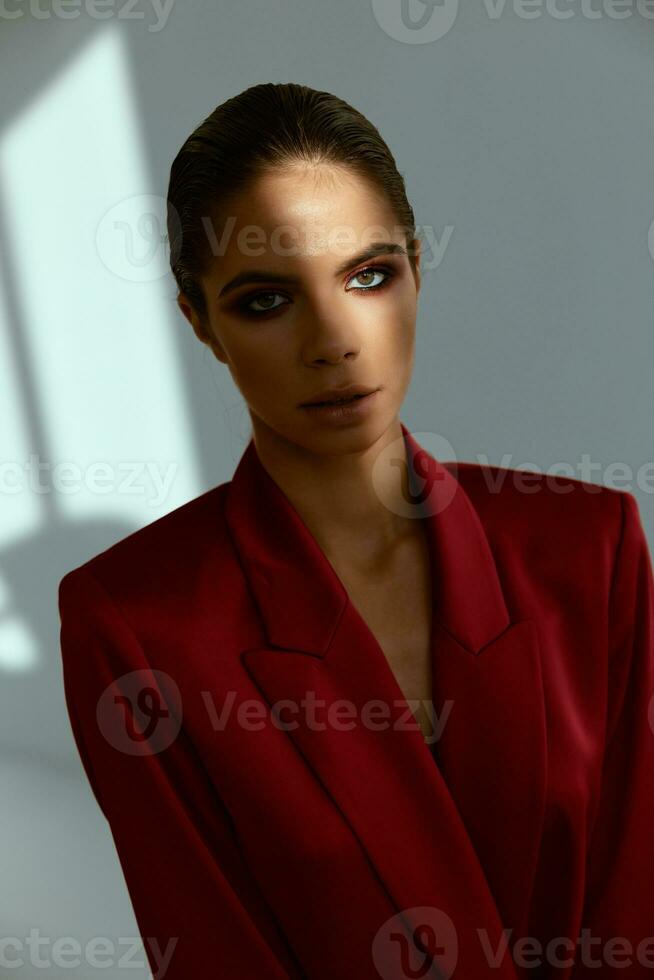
299, 383, 379, 407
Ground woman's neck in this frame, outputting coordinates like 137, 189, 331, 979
250, 417, 416, 571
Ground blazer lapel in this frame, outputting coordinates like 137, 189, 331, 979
224, 423, 547, 978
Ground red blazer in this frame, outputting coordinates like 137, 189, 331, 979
58, 422, 654, 979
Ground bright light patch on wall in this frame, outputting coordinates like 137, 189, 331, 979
0, 259, 42, 548
0, 26, 200, 561
0, 572, 36, 672
0, 619, 38, 674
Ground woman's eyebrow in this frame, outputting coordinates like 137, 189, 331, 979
217, 242, 407, 298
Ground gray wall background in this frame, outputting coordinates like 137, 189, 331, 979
1, 2, 653, 976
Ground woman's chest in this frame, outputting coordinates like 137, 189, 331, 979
330, 533, 435, 740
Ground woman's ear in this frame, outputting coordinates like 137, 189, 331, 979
176, 294, 228, 363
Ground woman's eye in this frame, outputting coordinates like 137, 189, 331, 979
242, 292, 288, 314
346, 266, 394, 291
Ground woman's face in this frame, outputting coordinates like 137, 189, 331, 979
179, 164, 421, 454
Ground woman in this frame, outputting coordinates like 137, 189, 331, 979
58, 83, 654, 979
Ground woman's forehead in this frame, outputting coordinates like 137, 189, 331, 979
223, 165, 392, 227
204, 190, 403, 277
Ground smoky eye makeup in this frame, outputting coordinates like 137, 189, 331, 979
227, 261, 400, 320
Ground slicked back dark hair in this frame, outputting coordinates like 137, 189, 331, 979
166, 81, 418, 324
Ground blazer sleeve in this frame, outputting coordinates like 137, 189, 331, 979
58, 565, 302, 980
573, 490, 654, 975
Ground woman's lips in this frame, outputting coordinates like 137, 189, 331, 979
308, 392, 367, 406
300, 388, 380, 424
300, 384, 379, 407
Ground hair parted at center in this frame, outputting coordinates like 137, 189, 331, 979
166, 81, 418, 324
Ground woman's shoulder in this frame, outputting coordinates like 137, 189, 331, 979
58, 480, 236, 614
450, 461, 649, 645
452, 458, 628, 536
450, 458, 633, 582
